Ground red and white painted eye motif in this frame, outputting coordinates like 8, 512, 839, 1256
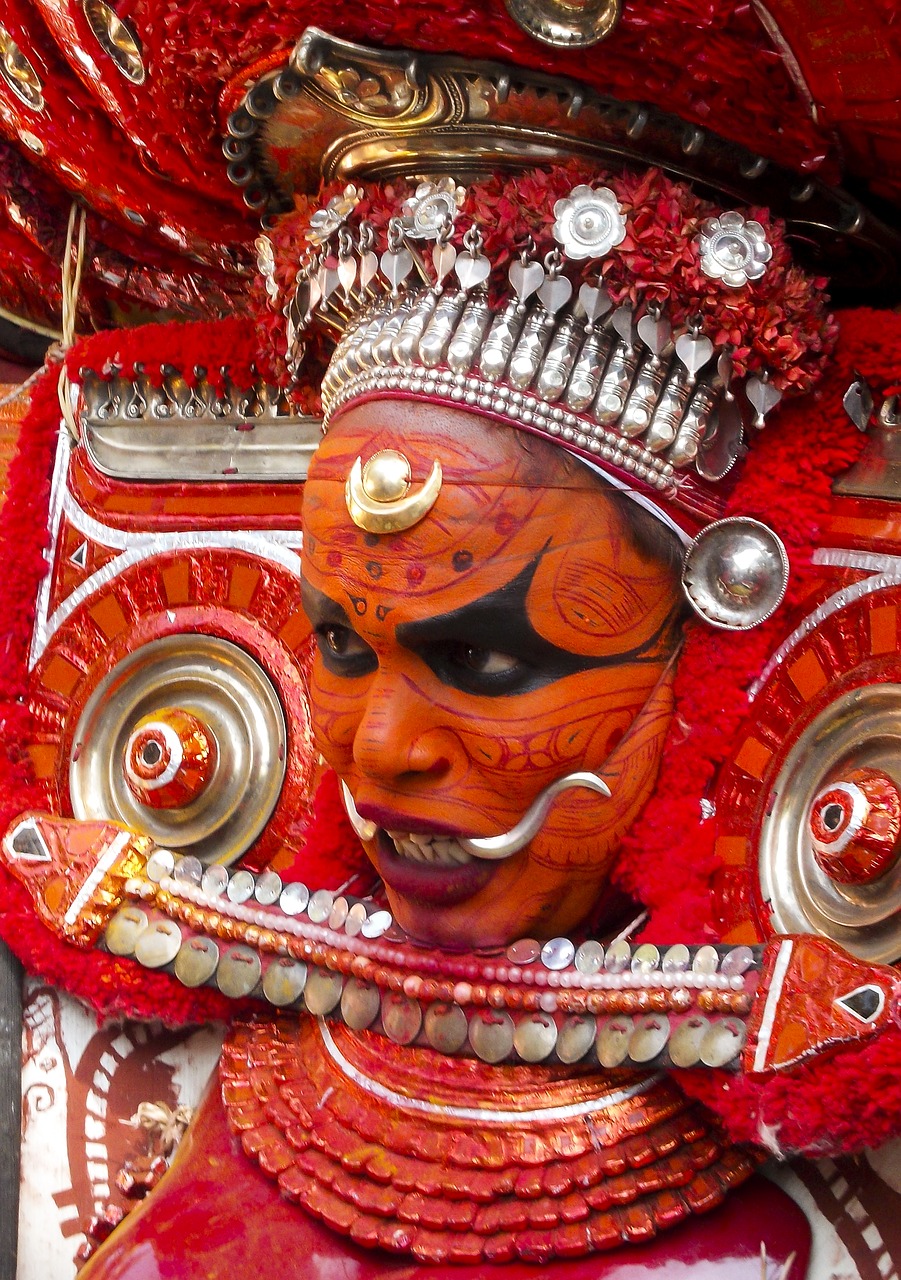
809, 767, 901, 885
123, 708, 218, 811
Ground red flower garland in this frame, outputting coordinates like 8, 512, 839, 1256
67, 315, 262, 390
262, 164, 837, 411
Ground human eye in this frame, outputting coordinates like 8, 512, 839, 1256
315, 624, 377, 676
424, 641, 531, 695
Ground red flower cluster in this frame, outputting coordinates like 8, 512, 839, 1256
262, 162, 837, 408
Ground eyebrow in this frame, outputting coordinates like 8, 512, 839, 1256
301, 560, 678, 677
396, 557, 676, 672
300, 579, 352, 627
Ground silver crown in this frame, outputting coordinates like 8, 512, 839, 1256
280, 181, 785, 525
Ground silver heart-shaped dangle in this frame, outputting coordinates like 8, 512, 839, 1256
538, 274, 573, 315
338, 254, 357, 298
432, 240, 457, 287
337, 229, 356, 299
612, 304, 634, 345
357, 222, 379, 291
746, 372, 783, 427
289, 272, 316, 330
455, 225, 490, 291
431, 215, 457, 288
306, 268, 323, 317
717, 349, 735, 401
381, 218, 415, 293
455, 254, 490, 290
509, 256, 546, 302
317, 259, 340, 305
360, 251, 378, 291
578, 281, 612, 326
675, 325, 714, 384
842, 377, 874, 432
535, 249, 570, 315
381, 246, 414, 291
636, 309, 671, 357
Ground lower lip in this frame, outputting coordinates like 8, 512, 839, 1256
374, 831, 497, 907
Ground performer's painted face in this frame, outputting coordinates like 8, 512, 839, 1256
301, 400, 683, 949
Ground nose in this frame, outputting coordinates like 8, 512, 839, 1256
351, 664, 453, 784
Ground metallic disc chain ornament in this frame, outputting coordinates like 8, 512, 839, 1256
345, 449, 442, 534
69, 635, 287, 865
503, 0, 622, 47
681, 517, 789, 630
758, 685, 901, 964
82, 0, 146, 85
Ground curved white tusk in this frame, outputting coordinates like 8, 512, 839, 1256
340, 770, 611, 861
459, 771, 611, 860
341, 780, 378, 842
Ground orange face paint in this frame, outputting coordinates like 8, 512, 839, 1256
301, 400, 683, 949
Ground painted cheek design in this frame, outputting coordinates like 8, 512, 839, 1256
307, 662, 371, 768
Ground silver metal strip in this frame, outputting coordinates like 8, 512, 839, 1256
317, 1018, 659, 1123
751, 938, 793, 1073
29, 470, 304, 667
748, 553, 901, 701
84, 419, 321, 483
64, 831, 132, 928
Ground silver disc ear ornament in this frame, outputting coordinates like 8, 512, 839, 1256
681, 517, 789, 630
345, 449, 442, 534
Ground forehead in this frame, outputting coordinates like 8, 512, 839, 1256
303, 400, 633, 591
302, 401, 680, 654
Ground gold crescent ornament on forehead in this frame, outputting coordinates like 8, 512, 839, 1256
345, 449, 443, 534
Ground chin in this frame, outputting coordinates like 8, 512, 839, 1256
386, 892, 519, 952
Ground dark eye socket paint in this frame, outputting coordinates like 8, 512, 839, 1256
302, 564, 677, 697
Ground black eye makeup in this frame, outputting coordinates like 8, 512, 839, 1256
417, 640, 532, 696
301, 581, 377, 677
301, 564, 678, 697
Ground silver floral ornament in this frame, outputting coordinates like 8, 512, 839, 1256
306, 184, 363, 246
695, 211, 773, 288
400, 178, 466, 240
552, 185, 627, 260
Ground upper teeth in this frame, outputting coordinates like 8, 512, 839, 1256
387, 831, 473, 866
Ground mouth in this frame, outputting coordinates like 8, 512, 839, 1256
385, 829, 473, 866
373, 828, 498, 907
